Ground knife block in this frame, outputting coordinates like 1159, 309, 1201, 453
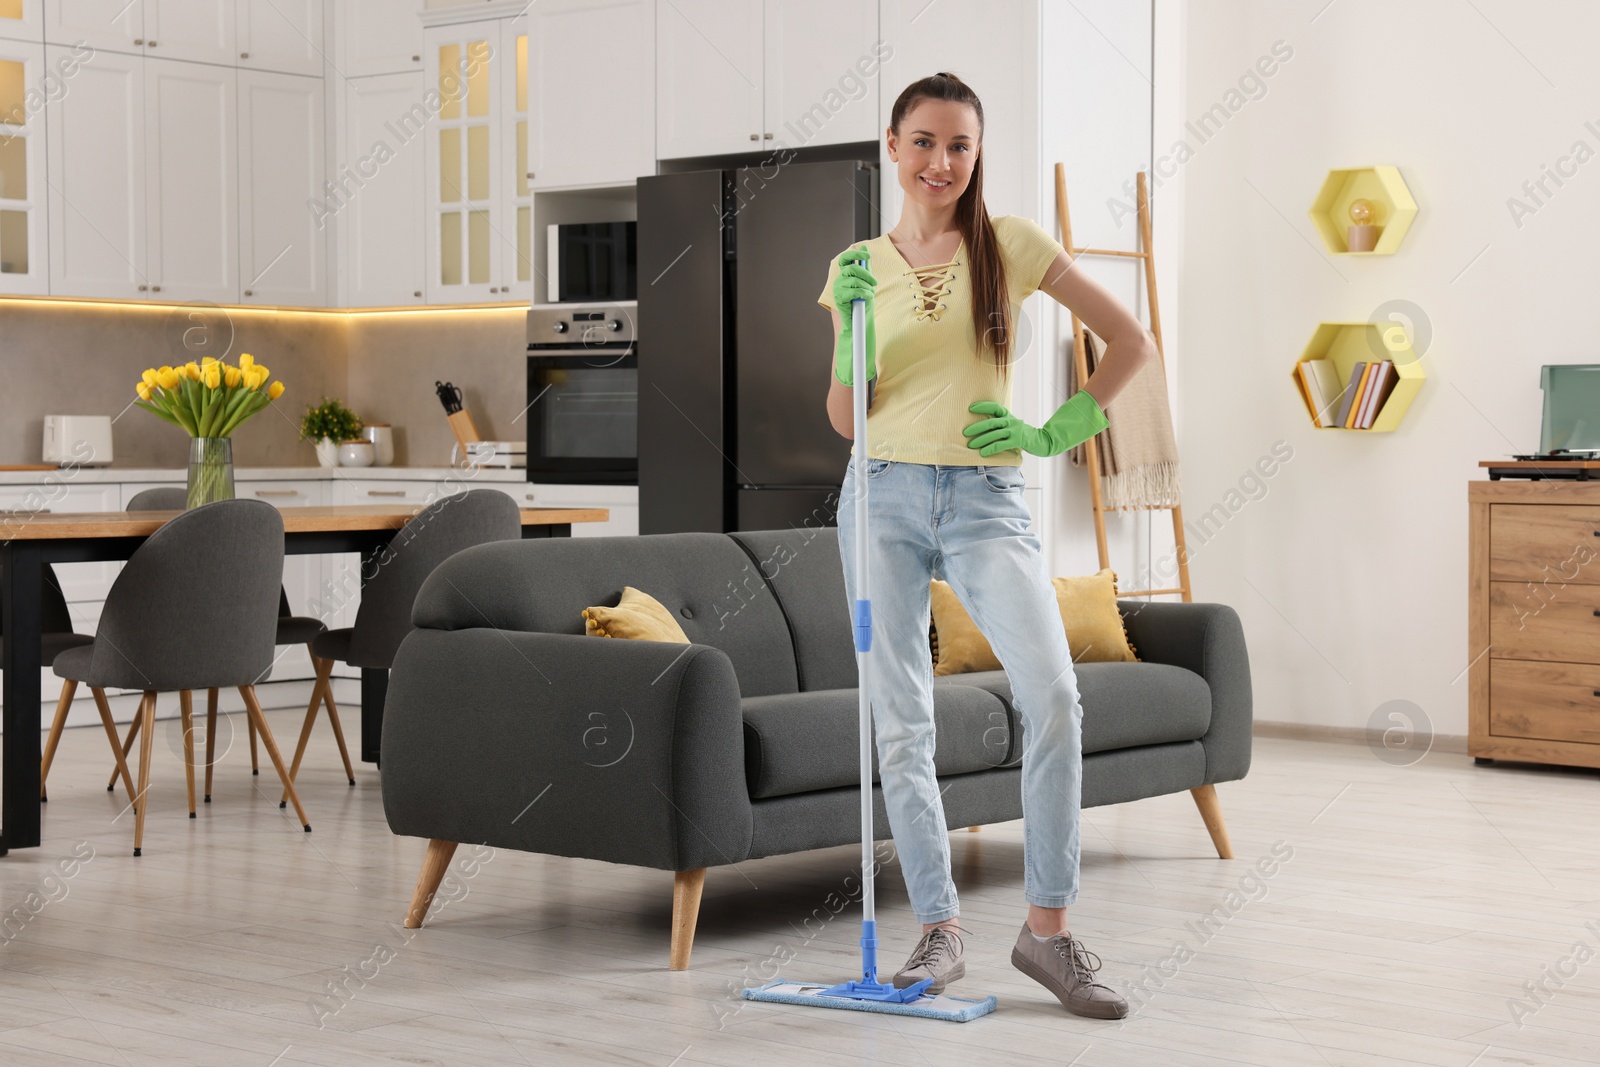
447, 409, 481, 453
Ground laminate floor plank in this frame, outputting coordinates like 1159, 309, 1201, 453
6, 720, 1598, 1065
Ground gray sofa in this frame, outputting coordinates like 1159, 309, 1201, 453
381, 526, 1253, 969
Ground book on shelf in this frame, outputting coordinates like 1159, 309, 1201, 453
1298, 359, 1344, 427
1358, 361, 1398, 428
1336, 361, 1368, 428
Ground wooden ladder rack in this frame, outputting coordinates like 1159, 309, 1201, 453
1054, 165, 1191, 602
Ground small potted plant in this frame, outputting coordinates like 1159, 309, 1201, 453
300, 398, 363, 467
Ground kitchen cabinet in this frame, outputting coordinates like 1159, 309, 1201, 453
238, 69, 326, 306
500, 13, 531, 302
0, 0, 42, 42
0, 37, 50, 294
656, 0, 877, 160
526, 0, 653, 191
655, 0, 761, 160
144, 56, 238, 303
44, 44, 146, 299
46, 51, 238, 303
339, 0, 425, 78
45, 0, 238, 65
237, 0, 325, 78
423, 20, 503, 303
339, 71, 426, 307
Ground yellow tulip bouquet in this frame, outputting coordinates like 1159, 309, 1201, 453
134, 355, 286, 508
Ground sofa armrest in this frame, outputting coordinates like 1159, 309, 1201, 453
381, 627, 753, 872
1117, 600, 1253, 785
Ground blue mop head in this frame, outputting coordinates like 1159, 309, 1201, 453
742, 980, 997, 1022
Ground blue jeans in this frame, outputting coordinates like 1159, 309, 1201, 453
837, 456, 1085, 925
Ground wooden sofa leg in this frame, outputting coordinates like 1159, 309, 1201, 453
1190, 784, 1234, 859
404, 839, 459, 929
670, 868, 706, 971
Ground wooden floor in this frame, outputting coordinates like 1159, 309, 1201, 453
2, 716, 1598, 1066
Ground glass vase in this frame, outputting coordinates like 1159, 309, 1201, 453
186, 437, 235, 509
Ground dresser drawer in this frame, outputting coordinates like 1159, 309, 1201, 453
1488, 581, 1600, 663
1490, 658, 1600, 745
1489, 504, 1600, 584
239, 479, 325, 508
332, 479, 452, 507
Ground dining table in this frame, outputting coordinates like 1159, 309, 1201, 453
0, 503, 608, 855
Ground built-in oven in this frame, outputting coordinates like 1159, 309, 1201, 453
525, 303, 637, 485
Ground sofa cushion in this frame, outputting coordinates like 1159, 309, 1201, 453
729, 528, 858, 692
742, 684, 1014, 799
411, 532, 801, 697
934, 661, 1211, 757
582, 585, 690, 642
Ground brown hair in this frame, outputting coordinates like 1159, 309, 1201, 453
889, 72, 1011, 380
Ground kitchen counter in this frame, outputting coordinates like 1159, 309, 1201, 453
0, 465, 529, 485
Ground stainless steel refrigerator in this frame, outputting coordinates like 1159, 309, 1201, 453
637, 160, 878, 534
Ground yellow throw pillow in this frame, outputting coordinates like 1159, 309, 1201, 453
929, 569, 1138, 676
582, 586, 691, 643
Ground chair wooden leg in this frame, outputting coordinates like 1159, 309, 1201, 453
239, 685, 310, 831
133, 691, 157, 856
403, 839, 459, 929
108, 704, 143, 792
1190, 784, 1234, 859
247, 710, 259, 775
93, 688, 137, 807
204, 688, 218, 803
40, 679, 78, 801
670, 868, 706, 971
278, 671, 325, 808
312, 650, 356, 786
179, 690, 197, 818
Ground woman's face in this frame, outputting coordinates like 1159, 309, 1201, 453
887, 99, 981, 210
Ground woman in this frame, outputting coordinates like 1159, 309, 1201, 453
818, 72, 1158, 1020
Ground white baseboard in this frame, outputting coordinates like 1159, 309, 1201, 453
1252, 719, 1468, 755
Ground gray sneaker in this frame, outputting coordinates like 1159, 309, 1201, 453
892, 925, 966, 993
1011, 923, 1128, 1019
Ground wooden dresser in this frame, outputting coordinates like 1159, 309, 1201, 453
1469, 477, 1600, 768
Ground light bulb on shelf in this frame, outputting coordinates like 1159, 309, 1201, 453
1348, 198, 1375, 225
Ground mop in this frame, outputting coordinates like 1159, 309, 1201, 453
740, 261, 999, 1023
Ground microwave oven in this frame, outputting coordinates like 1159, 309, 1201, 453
545, 221, 636, 303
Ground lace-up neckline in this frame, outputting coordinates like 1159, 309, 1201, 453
886, 234, 964, 323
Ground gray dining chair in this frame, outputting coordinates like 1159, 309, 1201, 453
21, 564, 112, 802
281, 488, 520, 803
112, 487, 351, 803
49, 498, 310, 855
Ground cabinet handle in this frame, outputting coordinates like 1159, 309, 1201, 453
137, 284, 148, 291
147, 40, 157, 46
243, 289, 253, 297
764, 132, 773, 139
254, 490, 298, 497
1, 507, 49, 514
367, 490, 407, 497
134, 38, 143, 45
749, 133, 758, 141
413, 290, 422, 298
152, 285, 162, 292
412, 54, 421, 62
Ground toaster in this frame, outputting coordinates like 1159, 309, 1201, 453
43, 415, 114, 466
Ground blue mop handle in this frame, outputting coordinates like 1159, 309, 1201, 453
850, 270, 878, 980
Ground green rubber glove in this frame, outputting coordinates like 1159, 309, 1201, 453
832, 246, 877, 386
963, 391, 1109, 458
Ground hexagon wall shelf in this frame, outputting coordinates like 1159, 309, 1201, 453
1308, 166, 1418, 255
1292, 321, 1424, 431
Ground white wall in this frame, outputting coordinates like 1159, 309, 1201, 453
1172, 0, 1600, 737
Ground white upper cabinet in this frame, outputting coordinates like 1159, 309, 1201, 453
500, 13, 530, 302
763, 0, 882, 150
423, 21, 502, 303
237, 0, 324, 77
0, 0, 43, 42
143, 0, 236, 65
0, 38, 51, 294
44, 0, 144, 55
339, 71, 425, 307
527, 0, 653, 190
340, 0, 424, 77
238, 70, 325, 305
45, 45, 146, 298
144, 57, 237, 303
656, 0, 761, 160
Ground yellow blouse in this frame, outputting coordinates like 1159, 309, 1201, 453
818, 214, 1067, 466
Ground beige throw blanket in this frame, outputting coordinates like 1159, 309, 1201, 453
1067, 328, 1182, 510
